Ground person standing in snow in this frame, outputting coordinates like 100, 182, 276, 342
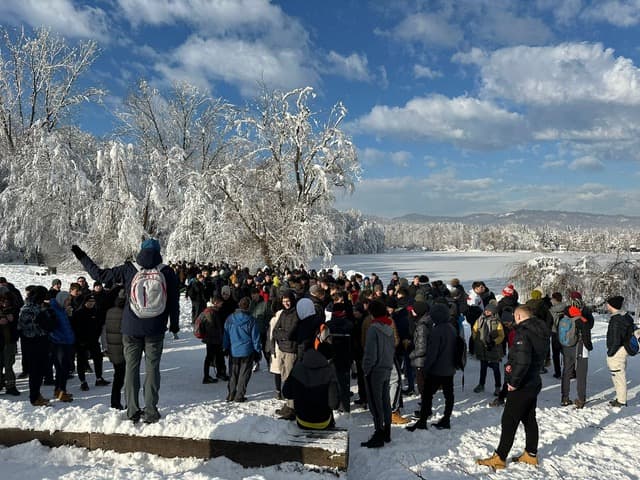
273, 290, 299, 420
71, 240, 180, 424
477, 305, 549, 470
223, 297, 262, 402
605, 295, 634, 408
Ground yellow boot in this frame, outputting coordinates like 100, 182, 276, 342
391, 410, 409, 425
477, 453, 506, 470
512, 451, 538, 466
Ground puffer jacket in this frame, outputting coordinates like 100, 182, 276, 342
423, 309, 457, 377
49, 299, 76, 345
105, 292, 125, 365
273, 307, 299, 354
505, 315, 550, 390
409, 314, 432, 368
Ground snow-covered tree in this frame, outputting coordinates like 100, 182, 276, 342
210, 87, 360, 267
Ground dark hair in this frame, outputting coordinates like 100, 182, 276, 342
551, 292, 562, 302
368, 299, 387, 318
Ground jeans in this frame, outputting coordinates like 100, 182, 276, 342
123, 334, 164, 421
21, 336, 49, 402
52, 343, 73, 393
479, 360, 501, 389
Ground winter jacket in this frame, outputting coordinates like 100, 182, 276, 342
0, 289, 19, 344
249, 297, 269, 337
105, 292, 125, 365
505, 316, 550, 390
49, 299, 76, 345
549, 302, 567, 333
71, 302, 102, 343
409, 314, 432, 368
197, 307, 225, 345
282, 348, 339, 430
223, 309, 261, 358
472, 314, 505, 362
273, 307, 299, 354
325, 309, 353, 371
571, 306, 594, 351
423, 310, 457, 377
78, 248, 180, 337
607, 311, 635, 357
362, 317, 395, 375
18, 302, 54, 339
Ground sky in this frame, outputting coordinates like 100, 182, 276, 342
3, 0, 640, 218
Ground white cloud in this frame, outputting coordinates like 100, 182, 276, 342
455, 43, 640, 106
360, 148, 412, 168
154, 35, 318, 97
542, 159, 567, 168
568, 155, 605, 170
354, 94, 528, 149
582, 0, 640, 27
536, 0, 584, 24
325, 51, 372, 82
413, 64, 442, 79
0, 0, 109, 40
390, 13, 463, 48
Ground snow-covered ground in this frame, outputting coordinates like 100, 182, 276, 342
1, 253, 639, 479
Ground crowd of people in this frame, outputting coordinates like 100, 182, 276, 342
0, 243, 637, 470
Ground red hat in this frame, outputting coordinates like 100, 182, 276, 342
569, 291, 582, 300
502, 284, 515, 297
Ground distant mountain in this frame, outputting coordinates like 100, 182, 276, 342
388, 209, 640, 229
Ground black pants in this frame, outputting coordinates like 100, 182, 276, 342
76, 339, 103, 382
111, 362, 125, 407
52, 343, 73, 393
551, 332, 562, 377
22, 336, 49, 403
496, 385, 540, 460
228, 355, 253, 401
335, 366, 351, 412
419, 374, 454, 422
204, 343, 227, 377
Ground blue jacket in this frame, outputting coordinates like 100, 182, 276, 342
49, 299, 75, 345
223, 310, 261, 358
79, 249, 180, 337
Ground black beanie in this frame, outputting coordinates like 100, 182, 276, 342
430, 304, 449, 325
607, 295, 624, 310
368, 299, 387, 318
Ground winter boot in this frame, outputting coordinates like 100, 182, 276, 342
488, 397, 504, 407
383, 424, 391, 443
30, 395, 50, 407
95, 377, 110, 386
473, 384, 484, 393
609, 399, 626, 408
56, 390, 73, 402
432, 418, 450, 430
561, 397, 572, 406
360, 430, 384, 448
476, 452, 506, 470
512, 451, 538, 466
80, 382, 89, 391
391, 410, 409, 425
573, 398, 586, 409
5, 386, 20, 396
405, 419, 428, 432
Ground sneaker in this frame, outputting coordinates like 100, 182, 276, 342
30, 395, 50, 407
561, 398, 572, 407
406, 420, 427, 432
391, 410, 410, 425
56, 391, 73, 402
609, 399, 627, 408
95, 378, 110, 386
493, 387, 501, 396
202, 376, 218, 384
432, 418, 451, 430
477, 453, 506, 470
80, 382, 89, 391
5, 386, 20, 396
360, 430, 384, 448
488, 397, 504, 407
130, 410, 144, 424
473, 384, 484, 393
574, 399, 586, 409
512, 451, 538, 466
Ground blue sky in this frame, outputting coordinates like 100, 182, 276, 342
4, 0, 640, 218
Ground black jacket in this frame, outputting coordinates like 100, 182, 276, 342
273, 307, 299, 354
607, 312, 634, 357
282, 348, 339, 429
505, 316, 550, 390
409, 314, 432, 368
423, 312, 457, 377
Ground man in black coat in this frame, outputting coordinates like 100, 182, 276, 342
406, 303, 457, 431
477, 304, 549, 470
605, 295, 634, 407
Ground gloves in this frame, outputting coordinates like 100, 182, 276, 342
71, 245, 86, 260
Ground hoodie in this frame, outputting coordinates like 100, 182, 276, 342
362, 317, 395, 375
79, 248, 180, 337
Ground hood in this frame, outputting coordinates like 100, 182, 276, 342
373, 321, 394, 337
136, 248, 163, 269
296, 298, 316, 320
430, 303, 450, 326
302, 348, 330, 370
519, 315, 550, 340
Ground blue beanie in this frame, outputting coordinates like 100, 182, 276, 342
141, 238, 161, 252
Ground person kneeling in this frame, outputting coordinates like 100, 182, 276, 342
282, 345, 339, 430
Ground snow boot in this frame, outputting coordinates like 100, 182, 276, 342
512, 451, 538, 466
561, 397, 572, 406
391, 410, 409, 424
477, 452, 506, 470
406, 419, 428, 432
360, 430, 384, 448
574, 398, 586, 409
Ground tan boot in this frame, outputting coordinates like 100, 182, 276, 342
477, 453, 506, 470
391, 410, 409, 425
512, 451, 538, 466
56, 390, 73, 402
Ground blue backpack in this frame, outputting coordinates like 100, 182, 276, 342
627, 323, 640, 356
558, 315, 578, 347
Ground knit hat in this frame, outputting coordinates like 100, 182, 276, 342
309, 284, 324, 298
413, 300, 429, 317
607, 295, 624, 310
484, 303, 498, 315
569, 291, 582, 300
140, 238, 161, 252
221, 285, 231, 296
51, 278, 62, 287
430, 304, 449, 325
530, 290, 542, 300
418, 275, 429, 284
502, 284, 515, 297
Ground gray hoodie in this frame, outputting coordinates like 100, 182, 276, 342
362, 321, 395, 375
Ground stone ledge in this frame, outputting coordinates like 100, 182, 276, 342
0, 428, 348, 470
